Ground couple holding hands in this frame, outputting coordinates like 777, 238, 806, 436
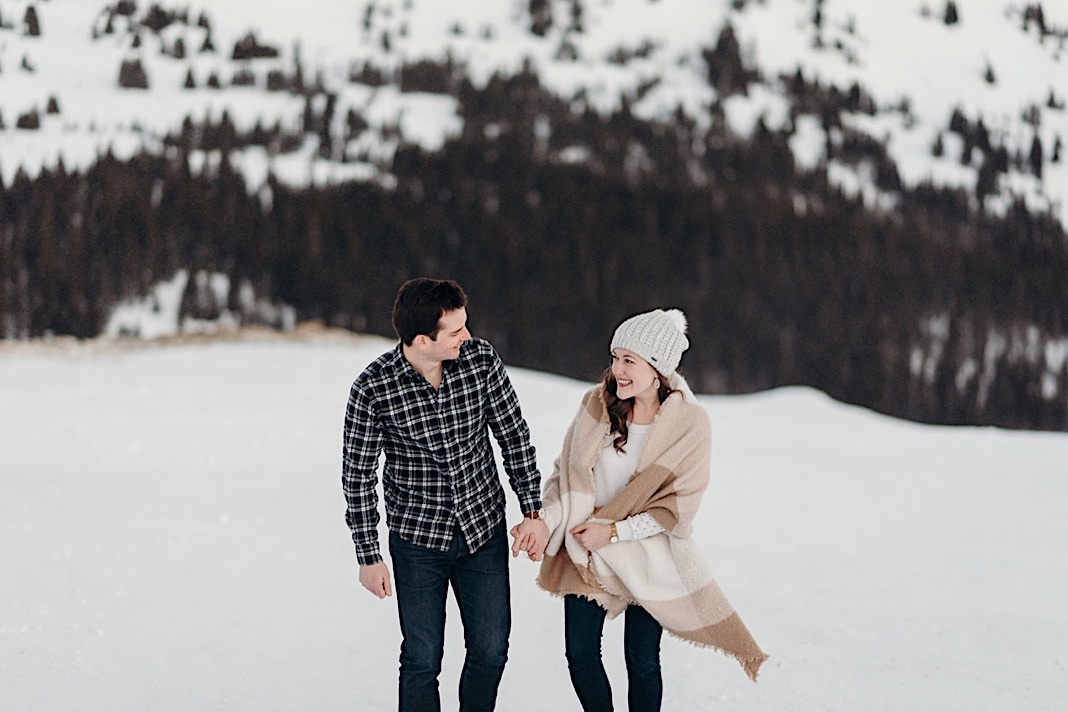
342, 278, 765, 712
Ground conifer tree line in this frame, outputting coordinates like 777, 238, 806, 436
2, 62, 1068, 431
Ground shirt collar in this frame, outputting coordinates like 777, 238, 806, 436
384, 343, 419, 382
387, 341, 463, 384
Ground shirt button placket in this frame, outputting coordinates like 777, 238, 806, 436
436, 388, 459, 530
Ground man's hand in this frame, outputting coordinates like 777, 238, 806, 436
569, 522, 612, 552
510, 516, 549, 561
359, 561, 393, 598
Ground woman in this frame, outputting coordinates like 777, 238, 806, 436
534, 308, 766, 711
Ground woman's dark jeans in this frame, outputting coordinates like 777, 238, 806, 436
389, 523, 510, 712
564, 594, 664, 711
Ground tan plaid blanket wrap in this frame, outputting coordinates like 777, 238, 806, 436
537, 377, 767, 681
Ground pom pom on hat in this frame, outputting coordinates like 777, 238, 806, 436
661, 308, 688, 334
610, 308, 690, 375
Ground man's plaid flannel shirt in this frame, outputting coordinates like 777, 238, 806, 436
342, 338, 542, 566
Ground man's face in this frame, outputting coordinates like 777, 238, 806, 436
425, 307, 470, 361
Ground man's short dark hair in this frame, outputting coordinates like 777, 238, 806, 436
392, 278, 469, 346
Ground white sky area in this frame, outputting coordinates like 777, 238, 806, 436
1, 0, 1066, 224
1, 333, 1066, 710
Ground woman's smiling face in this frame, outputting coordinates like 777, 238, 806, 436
610, 348, 660, 400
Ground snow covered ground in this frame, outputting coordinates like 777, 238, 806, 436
2, 330, 1066, 710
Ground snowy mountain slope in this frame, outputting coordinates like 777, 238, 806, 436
1, 332, 1066, 710
1, 0, 1066, 225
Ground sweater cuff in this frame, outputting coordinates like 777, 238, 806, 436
618, 512, 665, 541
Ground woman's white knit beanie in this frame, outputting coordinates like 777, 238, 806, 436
610, 308, 690, 375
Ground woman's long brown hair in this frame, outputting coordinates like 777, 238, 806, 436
601, 368, 676, 453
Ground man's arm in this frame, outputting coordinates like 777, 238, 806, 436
482, 346, 541, 514
481, 345, 549, 558
342, 381, 387, 568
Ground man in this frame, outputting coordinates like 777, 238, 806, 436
342, 277, 548, 712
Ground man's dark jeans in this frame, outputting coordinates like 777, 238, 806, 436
389, 522, 510, 712
564, 594, 664, 712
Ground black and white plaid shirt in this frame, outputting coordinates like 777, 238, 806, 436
342, 338, 541, 566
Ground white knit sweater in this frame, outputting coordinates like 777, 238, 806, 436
593, 423, 665, 541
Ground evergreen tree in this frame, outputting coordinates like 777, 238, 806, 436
569, 0, 584, 33
948, 107, 967, 134
16, 109, 40, 130
703, 24, 751, 96
983, 62, 996, 84
944, 1, 959, 25
932, 132, 944, 158
118, 58, 149, 89
23, 5, 40, 36
976, 156, 998, 203
529, 0, 553, 37
142, 4, 175, 33
1029, 134, 1044, 178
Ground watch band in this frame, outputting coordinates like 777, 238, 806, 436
609, 522, 619, 543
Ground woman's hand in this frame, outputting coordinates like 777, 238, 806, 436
569, 522, 612, 552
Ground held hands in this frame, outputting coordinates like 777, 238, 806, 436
569, 522, 612, 552
358, 561, 393, 599
510, 516, 549, 561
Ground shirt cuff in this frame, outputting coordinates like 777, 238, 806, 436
355, 546, 383, 567
519, 499, 542, 519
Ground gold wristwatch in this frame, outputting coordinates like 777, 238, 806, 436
609, 522, 619, 544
